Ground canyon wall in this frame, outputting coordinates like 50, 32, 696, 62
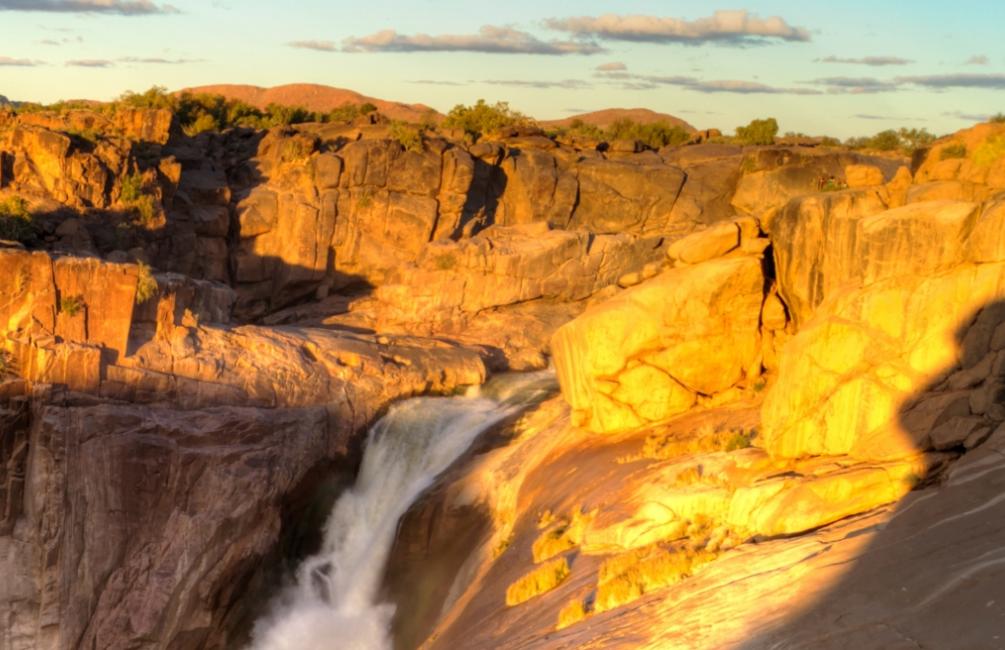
3, 103, 1004, 649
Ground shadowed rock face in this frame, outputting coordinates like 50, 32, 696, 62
2, 103, 1005, 650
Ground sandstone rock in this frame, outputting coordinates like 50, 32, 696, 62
772, 199, 977, 327
495, 149, 576, 227
570, 159, 686, 235
763, 262, 1005, 461
552, 256, 764, 433
731, 149, 900, 229
844, 163, 885, 187
666, 221, 740, 264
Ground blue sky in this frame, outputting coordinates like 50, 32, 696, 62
0, 0, 1003, 137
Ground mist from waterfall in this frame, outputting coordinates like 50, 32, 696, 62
249, 372, 556, 650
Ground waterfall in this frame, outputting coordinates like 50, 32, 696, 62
249, 371, 556, 650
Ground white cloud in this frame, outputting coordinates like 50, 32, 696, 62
545, 10, 810, 45
817, 55, 912, 66
343, 26, 604, 55
0, 0, 177, 14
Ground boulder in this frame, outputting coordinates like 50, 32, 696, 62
551, 255, 765, 433
844, 164, 885, 188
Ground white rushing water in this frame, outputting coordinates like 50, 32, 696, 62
249, 371, 555, 650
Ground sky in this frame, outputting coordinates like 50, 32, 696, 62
0, 0, 1003, 138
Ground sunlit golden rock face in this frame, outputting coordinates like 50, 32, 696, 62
843, 163, 885, 188
550, 255, 764, 433
765, 196, 1005, 461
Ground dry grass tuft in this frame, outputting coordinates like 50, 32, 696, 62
505, 557, 570, 606
594, 543, 715, 614
532, 508, 595, 563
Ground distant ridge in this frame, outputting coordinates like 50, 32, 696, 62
178, 83, 439, 123
542, 108, 695, 132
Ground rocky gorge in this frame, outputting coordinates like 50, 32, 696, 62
1, 100, 1005, 649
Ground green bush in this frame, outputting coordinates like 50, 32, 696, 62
328, 103, 362, 123
607, 118, 690, 149
735, 118, 779, 145
557, 117, 690, 150
132, 194, 157, 225
846, 128, 935, 154
990, 113, 1005, 124
120, 172, 144, 203
0, 196, 34, 242
940, 143, 968, 160
443, 99, 530, 141
135, 261, 158, 304
360, 102, 378, 115
389, 120, 424, 152
118, 86, 175, 110
59, 295, 85, 317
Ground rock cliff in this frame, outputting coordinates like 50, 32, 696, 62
3, 102, 1005, 649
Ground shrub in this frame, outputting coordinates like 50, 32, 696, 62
865, 129, 902, 151
532, 508, 594, 563
846, 128, 935, 154
735, 117, 779, 145
940, 143, 968, 160
59, 295, 85, 317
0, 196, 34, 242
594, 544, 714, 614
898, 127, 935, 152
328, 103, 362, 123
120, 172, 144, 203
724, 429, 755, 451
818, 175, 848, 192
607, 118, 690, 149
443, 99, 530, 141
360, 102, 378, 115
132, 194, 157, 225
990, 113, 1005, 124
118, 86, 175, 110
135, 261, 158, 304
389, 120, 424, 152
505, 557, 570, 606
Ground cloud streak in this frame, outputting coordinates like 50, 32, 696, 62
288, 40, 338, 52
817, 55, 912, 66
811, 76, 901, 93
0, 55, 42, 66
545, 10, 810, 45
483, 78, 592, 89
901, 73, 1005, 89
120, 56, 198, 64
66, 58, 114, 67
343, 26, 604, 55
964, 55, 989, 66
595, 69, 821, 94
0, 0, 177, 14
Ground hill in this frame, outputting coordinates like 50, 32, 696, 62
542, 108, 695, 132
178, 83, 439, 123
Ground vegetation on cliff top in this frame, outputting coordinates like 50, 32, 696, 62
13, 86, 380, 136
555, 117, 692, 149
442, 99, 530, 141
